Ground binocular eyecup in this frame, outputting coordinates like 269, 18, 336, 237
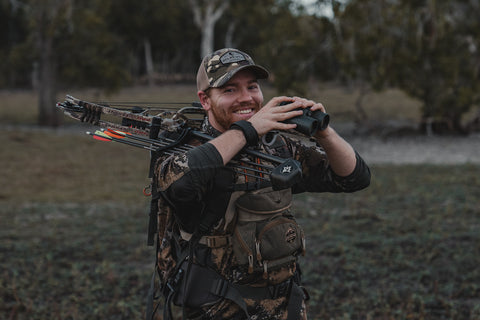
279, 101, 330, 136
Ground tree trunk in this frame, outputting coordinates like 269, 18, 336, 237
189, 0, 230, 58
354, 83, 369, 125
225, 21, 236, 48
37, 29, 60, 127
201, 5, 215, 58
32, 0, 72, 127
144, 38, 155, 87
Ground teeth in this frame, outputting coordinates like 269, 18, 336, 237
236, 109, 252, 114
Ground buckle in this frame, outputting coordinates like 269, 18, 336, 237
205, 235, 230, 248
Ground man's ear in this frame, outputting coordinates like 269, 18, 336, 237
198, 90, 211, 111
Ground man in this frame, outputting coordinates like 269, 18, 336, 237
152, 48, 370, 320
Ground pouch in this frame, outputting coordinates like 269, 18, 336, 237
231, 188, 305, 278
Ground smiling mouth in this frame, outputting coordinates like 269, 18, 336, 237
235, 108, 253, 114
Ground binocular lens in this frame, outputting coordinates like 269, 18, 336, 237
285, 116, 319, 136
279, 101, 330, 136
310, 110, 330, 131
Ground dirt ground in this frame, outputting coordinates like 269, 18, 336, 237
4, 123, 480, 165
348, 133, 480, 165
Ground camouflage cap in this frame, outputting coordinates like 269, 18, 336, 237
196, 48, 269, 91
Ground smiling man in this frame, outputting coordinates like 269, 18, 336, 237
151, 48, 371, 320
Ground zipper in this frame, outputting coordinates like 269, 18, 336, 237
234, 227, 254, 273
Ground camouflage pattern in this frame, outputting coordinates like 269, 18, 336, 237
152, 122, 330, 319
197, 48, 269, 91
199, 296, 307, 320
152, 118, 371, 319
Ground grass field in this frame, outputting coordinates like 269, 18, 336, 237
2, 163, 479, 319
1, 86, 479, 319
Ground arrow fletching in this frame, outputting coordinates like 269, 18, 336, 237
87, 130, 113, 142
103, 129, 126, 139
108, 129, 130, 136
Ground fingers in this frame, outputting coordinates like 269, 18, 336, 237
250, 96, 327, 136
291, 96, 326, 113
267, 96, 326, 113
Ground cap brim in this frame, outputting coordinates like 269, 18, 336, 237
213, 65, 269, 88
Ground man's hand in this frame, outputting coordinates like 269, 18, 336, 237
248, 96, 330, 137
247, 96, 305, 136
252, 95, 356, 177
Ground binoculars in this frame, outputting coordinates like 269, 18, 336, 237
279, 101, 330, 136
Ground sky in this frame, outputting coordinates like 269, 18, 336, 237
294, 0, 335, 18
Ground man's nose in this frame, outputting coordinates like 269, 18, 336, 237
238, 88, 254, 103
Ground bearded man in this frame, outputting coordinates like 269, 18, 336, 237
151, 48, 370, 320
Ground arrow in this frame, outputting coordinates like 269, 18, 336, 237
87, 130, 156, 151
102, 128, 192, 153
88, 130, 272, 182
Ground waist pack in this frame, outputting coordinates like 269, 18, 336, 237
169, 259, 307, 320
231, 188, 306, 278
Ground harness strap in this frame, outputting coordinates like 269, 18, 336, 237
168, 261, 306, 320
145, 269, 159, 320
210, 276, 307, 320
179, 229, 230, 248
145, 232, 161, 320
210, 278, 251, 319
286, 281, 306, 320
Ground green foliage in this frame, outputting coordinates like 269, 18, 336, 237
251, 3, 335, 95
2, 0, 480, 132
108, 0, 200, 76
335, 0, 480, 132
0, 0, 31, 87
54, 0, 131, 91
1, 0, 132, 91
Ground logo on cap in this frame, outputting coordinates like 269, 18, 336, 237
220, 51, 246, 64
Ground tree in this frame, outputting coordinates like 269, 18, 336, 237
334, 0, 480, 134
7, 0, 131, 126
394, 0, 480, 134
332, 0, 411, 125
192, 0, 337, 95
188, 0, 230, 58
254, 0, 336, 95
29, 0, 74, 126
0, 0, 31, 88
108, 0, 199, 85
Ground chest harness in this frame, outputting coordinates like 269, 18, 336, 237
146, 133, 309, 320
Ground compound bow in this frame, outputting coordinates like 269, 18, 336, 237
57, 95, 302, 190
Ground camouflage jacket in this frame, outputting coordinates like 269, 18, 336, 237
154, 118, 370, 319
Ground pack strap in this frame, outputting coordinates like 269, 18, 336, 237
145, 232, 161, 320
211, 276, 306, 320
179, 229, 230, 248
168, 261, 306, 320
145, 269, 159, 320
